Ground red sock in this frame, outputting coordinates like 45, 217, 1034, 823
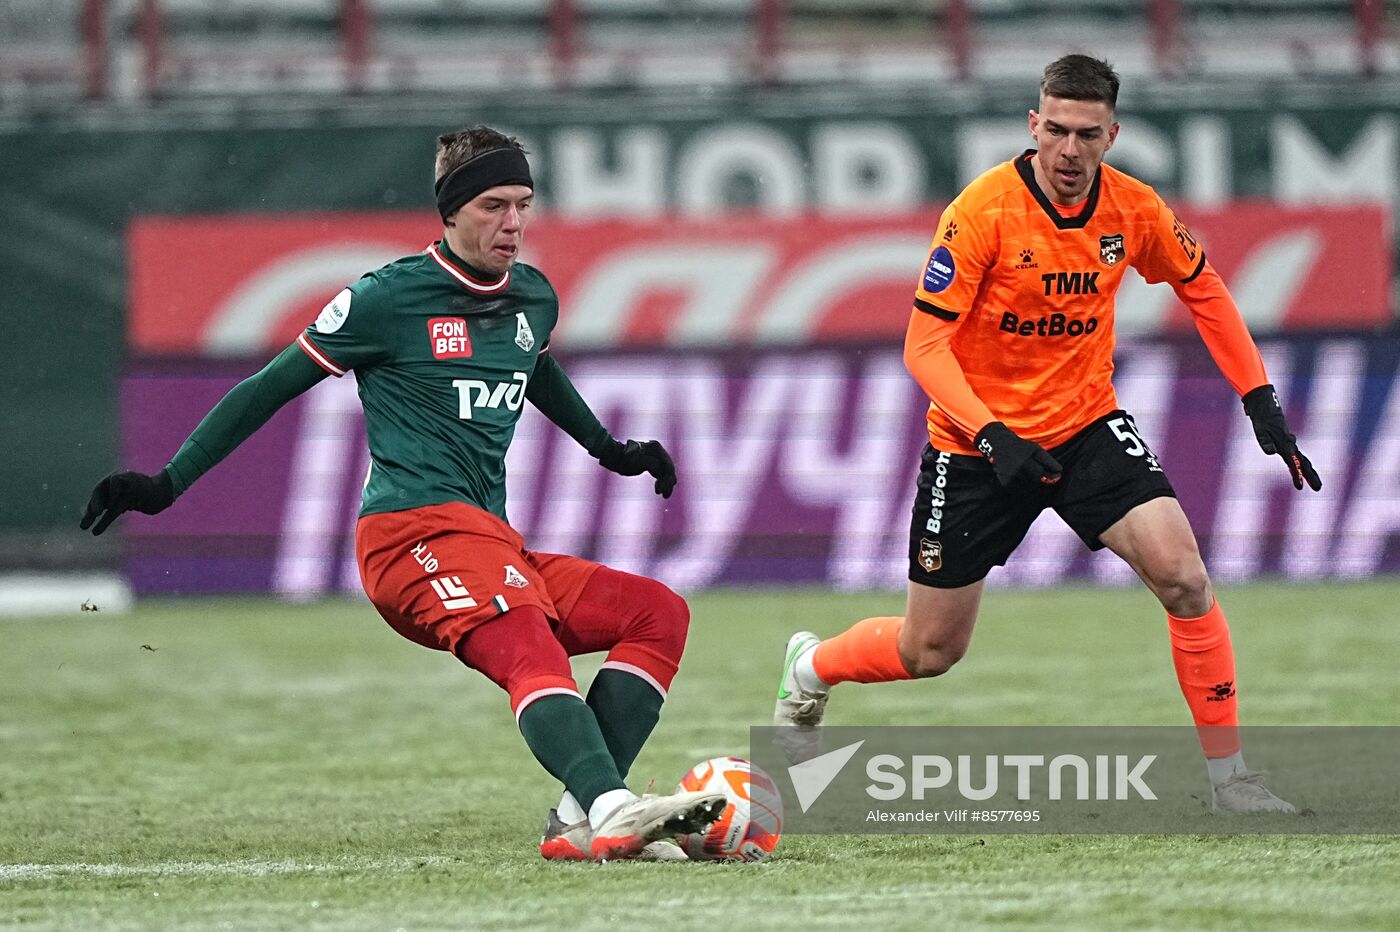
1167, 600, 1241, 759
812, 616, 913, 686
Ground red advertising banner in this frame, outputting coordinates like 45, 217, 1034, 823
128, 205, 1390, 355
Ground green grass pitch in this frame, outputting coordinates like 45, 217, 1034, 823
3, 582, 1399, 929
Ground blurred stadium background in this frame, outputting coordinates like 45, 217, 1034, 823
2, 0, 1398, 609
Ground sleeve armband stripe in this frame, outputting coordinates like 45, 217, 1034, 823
913, 298, 960, 321
1180, 253, 1207, 285
297, 332, 347, 377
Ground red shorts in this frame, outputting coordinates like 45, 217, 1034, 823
355, 501, 601, 655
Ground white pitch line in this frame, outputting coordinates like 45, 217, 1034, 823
0, 856, 457, 882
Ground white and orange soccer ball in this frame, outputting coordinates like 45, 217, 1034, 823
675, 756, 783, 862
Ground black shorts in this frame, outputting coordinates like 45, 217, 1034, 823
908, 410, 1176, 589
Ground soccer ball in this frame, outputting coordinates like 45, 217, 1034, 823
675, 756, 783, 862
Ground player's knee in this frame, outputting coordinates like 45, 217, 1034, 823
632, 578, 690, 660
656, 584, 690, 658
899, 640, 966, 678
1151, 558, 1213, 617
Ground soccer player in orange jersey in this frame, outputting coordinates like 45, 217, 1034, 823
773, 55, 1320, 813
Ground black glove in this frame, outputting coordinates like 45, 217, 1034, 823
596, 439, 677, 499
80, 470, 176, 535
974, 421, 1063, 489
1242, 384, 1321, 491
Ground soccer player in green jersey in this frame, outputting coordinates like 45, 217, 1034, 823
81, 126, 725, 862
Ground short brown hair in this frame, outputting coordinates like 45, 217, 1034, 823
1040, 55, 1120, 110
434, 126, 528, 184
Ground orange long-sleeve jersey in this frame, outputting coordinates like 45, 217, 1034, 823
905, 150, 1268, 454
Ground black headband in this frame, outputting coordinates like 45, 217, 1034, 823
434, 147, 534, 221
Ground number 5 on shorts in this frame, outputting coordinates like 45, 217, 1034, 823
1108, 416, 1162, 472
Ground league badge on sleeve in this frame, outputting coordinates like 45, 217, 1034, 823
1099, 234, 1125, 267
314, 288, 352, 333
922, 245, 956, 294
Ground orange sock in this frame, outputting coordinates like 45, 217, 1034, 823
1167, 600, 1241, 759
812, 616, 913, 686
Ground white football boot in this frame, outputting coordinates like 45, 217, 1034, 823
773, 631, 829, 764
1212, 771, 1299, 814
540, 808, 690, 862
589, 790, 726, 862
539, 808, 592, 861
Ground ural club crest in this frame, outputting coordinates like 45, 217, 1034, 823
1100, 234, 1125, 267
919, 538, 942, 573
514, 312, 535, 352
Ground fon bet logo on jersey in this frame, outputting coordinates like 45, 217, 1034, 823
428, 317, 473, 359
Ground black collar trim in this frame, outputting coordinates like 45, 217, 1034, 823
1015, 150, 1102, 230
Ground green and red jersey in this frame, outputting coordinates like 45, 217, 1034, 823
300, 240, 558, 521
